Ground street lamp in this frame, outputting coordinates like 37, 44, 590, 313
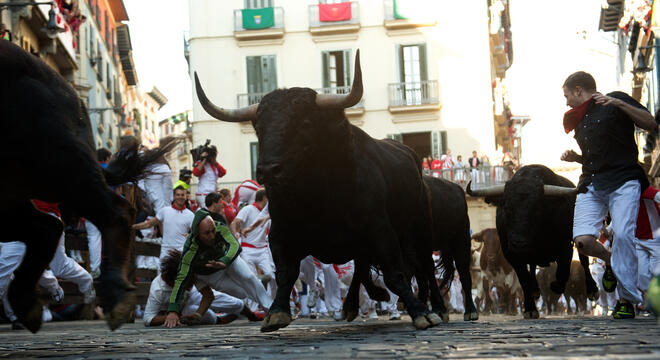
0, 1, 64, 39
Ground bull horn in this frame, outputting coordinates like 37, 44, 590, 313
543, 185, 578, 196
466, 181, 505, 197
316, 49, 363, 109
194, 72, 257, 123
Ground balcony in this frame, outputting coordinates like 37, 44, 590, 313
426, 165, 510, 191
388, 80, 440, 114
315, 85, 365, 117
383, 0, 437, 36
237, 92, 268, 108
233, 7, 285, 45
308, 2, 360, 41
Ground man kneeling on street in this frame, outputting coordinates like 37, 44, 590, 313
144, 249, 264, 327
165, 209, 273, 328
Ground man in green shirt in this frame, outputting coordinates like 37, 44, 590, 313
164, 209, 272, 328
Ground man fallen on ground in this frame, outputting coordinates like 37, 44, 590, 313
144, 249, 263, 327
164, 210, 272, 328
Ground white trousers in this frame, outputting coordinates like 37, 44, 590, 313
0, 242, 25, 322
84, 220, 102, 273
145, 173, 173, 213
184, 287, 245, 324
48, 232, 93, 293
195, 256, 272, 310
634, 237, 660, 292
573, 180, 643, 304
298, 256, 342, 313
240, 247, 276, 297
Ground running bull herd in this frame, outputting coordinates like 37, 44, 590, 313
2, 41, 596, 333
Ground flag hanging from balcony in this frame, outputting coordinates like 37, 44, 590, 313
319, 2, 352, 22
242, 7, 275, 30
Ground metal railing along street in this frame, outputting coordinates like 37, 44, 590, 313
425, 165, 510, 190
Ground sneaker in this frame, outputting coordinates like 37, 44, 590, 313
389, 309, 401, 320
602, 265, 617, 293
11, 321, 24, 330
50, 286, 64, 304
82, 287, 96, 304
613, 300, 635, 319
329, 311, 342, 321
367, 310, 379, 320
307, 289, 318, 309
247, 310, 266, 322
89, 269, 101, 280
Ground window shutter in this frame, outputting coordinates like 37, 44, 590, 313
250, 142, 259, 180
397, 44, 405, 82
387, 133, 403, 143
246, 56, 260, 94
263, 55, 277, 92
343, 49, 351, 87
419, 44, 428, 81
322, 51, 330, 88
431, 131, 446, 159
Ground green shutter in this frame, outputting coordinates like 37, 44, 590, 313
393, 0, 409, 20
322, 52, 330, 88
387, 133, 403, 143
242, 7, 275, 30
263, 55, 277, 92
419, 44, 428, 81
431, 131, 440, 159
343, 49, 351, 87
440, 131, 447, 155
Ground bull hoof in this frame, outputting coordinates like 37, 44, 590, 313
523, 310, 539, 319
105, 291, 136, 331
426, 313, 442, 327
413, 315, 431, 330
19, 302, 43, 334
436, 311, 449, 323
464, 312, 479, 321
8, 289, 42, 334
261, 312, 292, 332
342, 308, 358, 322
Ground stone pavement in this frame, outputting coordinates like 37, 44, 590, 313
0, 314, 659, 359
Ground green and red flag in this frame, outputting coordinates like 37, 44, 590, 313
319, 2, 352, 22
242, 7, 275, 30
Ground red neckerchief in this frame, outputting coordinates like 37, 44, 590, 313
563, 98, 593, 133
172, 202, 186, 212
251, 202, 263, 211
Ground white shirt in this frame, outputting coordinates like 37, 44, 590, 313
197, 162, 221, 194
156, 206, 194, 255
235, 203, 269, 248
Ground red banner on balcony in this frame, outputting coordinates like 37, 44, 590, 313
319, 2, 351, 22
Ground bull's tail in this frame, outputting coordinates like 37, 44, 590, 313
103, 135, 182, 186
437, 251, 455, 295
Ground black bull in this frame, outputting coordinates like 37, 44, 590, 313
0, 41, 174, 332
195, 50, 443, 331
467, 164, 598, 318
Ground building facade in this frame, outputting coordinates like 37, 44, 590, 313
188, 0, 497, 183
159, 110, 194, 183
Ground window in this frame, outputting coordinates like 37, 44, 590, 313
104, 12, 109, 47
246, 55, 277, 104
397, 44, 427, 104
322, 50, 351, 90
431, 131, 447, 159
250, 142, 259, 180
244, 0, 272, 9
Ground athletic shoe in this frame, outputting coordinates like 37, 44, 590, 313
612, 300, 635, 319
367, 310, 379, 320
307, 289, 318, 309
11, 321, 24, 330
82, 287, 96, 304
328, 311, 342, 321
89, 269, 101, 280
216, 314, 238, 324
247, 310, 266, 322
389, 309, 401, 320
602, 265, 617, 293
50, 286, 64, 304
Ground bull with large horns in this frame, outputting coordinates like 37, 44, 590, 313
195, 50, 443, 331
467, 164, 598, 318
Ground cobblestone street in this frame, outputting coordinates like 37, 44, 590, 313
1, 314, 659, 359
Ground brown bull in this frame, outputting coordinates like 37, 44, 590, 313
472, 228, 523, 315
537, 261, 589, 315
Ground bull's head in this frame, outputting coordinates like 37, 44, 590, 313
467, 177, 577, 255
194, 50, 363, 185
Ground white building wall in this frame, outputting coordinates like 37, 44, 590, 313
189, 0, 495, 182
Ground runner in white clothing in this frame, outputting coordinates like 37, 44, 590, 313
133, 187, 194, 260
231, 190, 275, 297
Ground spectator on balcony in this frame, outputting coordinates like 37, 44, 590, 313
193, 146, 226, 207
0, 24, 11, 41
421, 157, 430, 174
453, 155, 466, 184
441, 149, 454, 181
469, 151, 480, 184
430, 155, 442, 178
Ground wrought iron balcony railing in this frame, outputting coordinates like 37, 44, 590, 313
308, 2, 359, 28
388, 80, 439, 107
